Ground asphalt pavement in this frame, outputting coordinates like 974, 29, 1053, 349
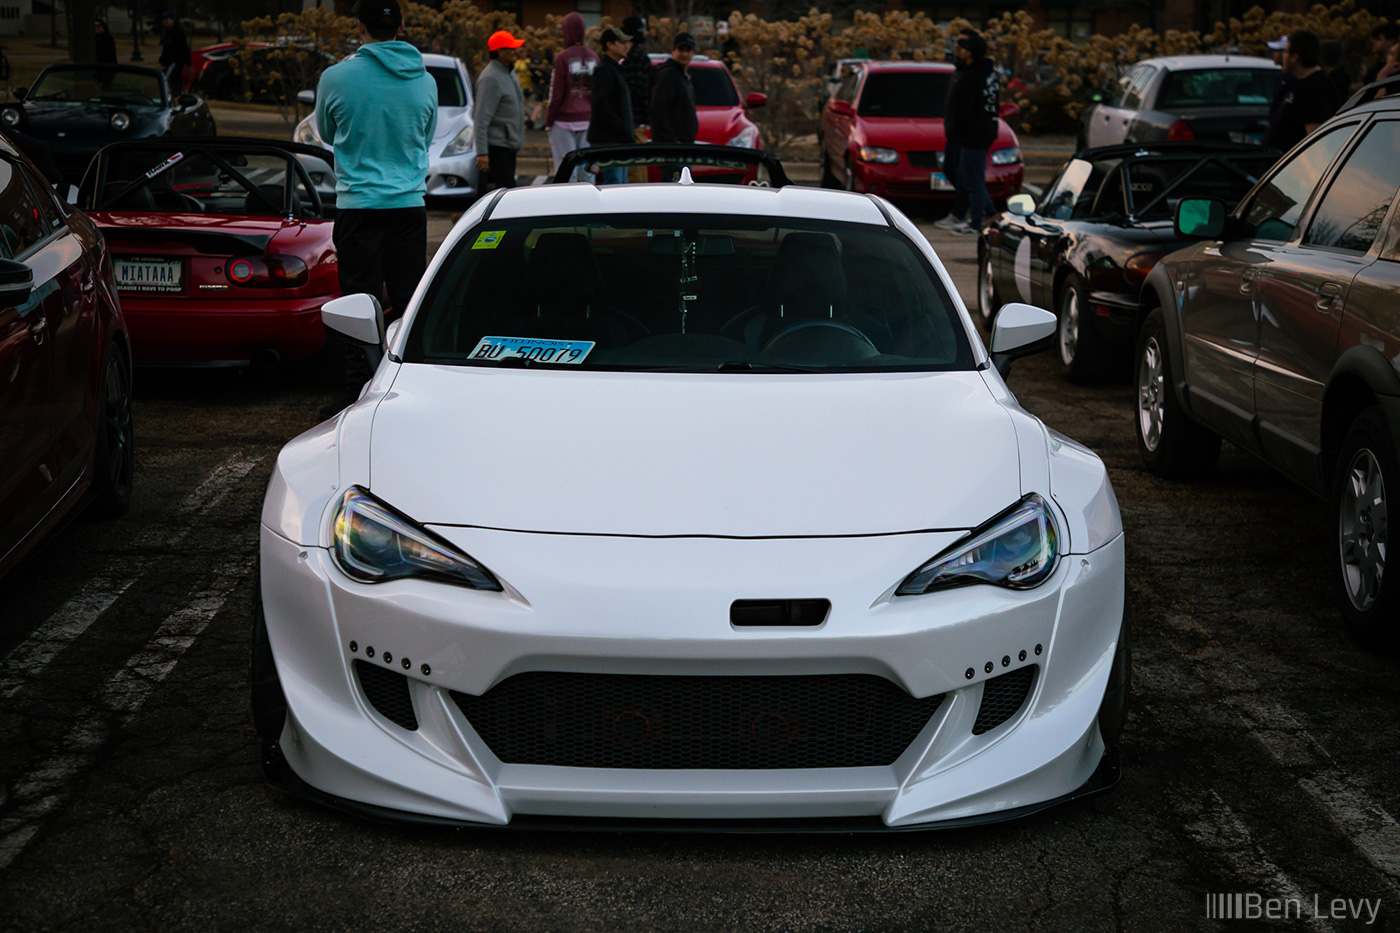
0, 117, 1397, 932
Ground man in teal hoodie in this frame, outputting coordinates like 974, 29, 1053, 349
314, 0, 436, 414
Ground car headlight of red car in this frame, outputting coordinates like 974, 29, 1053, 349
857, 146, 900, 164
990, 147, 1022, 166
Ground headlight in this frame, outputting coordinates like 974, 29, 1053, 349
110, 111, 131, 131
857, 146, 899, 164
293, 119, 322, 146
441, 122, 476, 157
896, 494, 1059, 596
726, 125, 759, 148
1, 107, 20, 127
331, 486, 502, 590
990, 147, 1023, 166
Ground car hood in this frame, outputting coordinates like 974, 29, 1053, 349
696, 106, 753, 146
20, 102, 164, 137
857, 117, 1018, 151
366, 366, 1024, 537
432, 106, 470, 141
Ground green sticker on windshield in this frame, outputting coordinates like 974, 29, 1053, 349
472, 230, 506, 250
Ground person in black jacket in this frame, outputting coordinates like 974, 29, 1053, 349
158, 12, 191, 93
621, 16, 652, 139
94, 20, 118, 65
650, 32, 698, 145
589, 28, 634, 185
937, 31, 998, 234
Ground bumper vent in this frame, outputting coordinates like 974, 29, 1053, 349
452, 673, 943, 770
355, 660, 418, 731
908, 150, 944, 169
972, 666, 1036, 735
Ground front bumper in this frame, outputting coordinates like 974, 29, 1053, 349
853, 160, 1024, 201
426, 150, 480, 198
259, 521, 1126, 829
122, 295, 330, 363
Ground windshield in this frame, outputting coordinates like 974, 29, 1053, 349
29, 67, 163, 105
428, 65, 466, 107
405, 214, 974, 373
689, 66, 739, 107
1156, 68, 1277, 109
858, 73, 950, 118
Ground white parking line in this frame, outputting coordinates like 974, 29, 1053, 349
0, 452, 264, 701
0, 561, 249, 870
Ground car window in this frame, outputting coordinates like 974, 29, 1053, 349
22, 165, 64, 231
688, 67, 739, 107
1108, 66, 1142, 108
0, 160, 55, 259
1156, 68, 1278, 109
1039, 159, 1095, 220
857, 72, 951, 118
1303, 121, 1400, 254
836, 71, 858, 103
405, 215, 974, 373
427, 66, 466, 107
1123, 66, 1155, 110
1237, 124, 1357, 242
29, 67, 163, 105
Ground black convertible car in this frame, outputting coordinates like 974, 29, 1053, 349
1, 64, 216, 181
977, 142, 1277, 381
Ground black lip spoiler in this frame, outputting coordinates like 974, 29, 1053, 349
99, 227, 273, 256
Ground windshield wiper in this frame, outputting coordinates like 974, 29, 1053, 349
715, 360, 823, 374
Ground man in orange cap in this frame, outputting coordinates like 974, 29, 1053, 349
475, 30, 527, 190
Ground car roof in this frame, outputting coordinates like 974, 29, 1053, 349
860, 61, 954, 73
482, 183, 890, 226
1135, 54, 1277, 70
649, 53, 715, 64
421, 53, 465, 69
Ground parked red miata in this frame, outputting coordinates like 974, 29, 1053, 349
78, 137, 339, 366
819, 61, 1024, 202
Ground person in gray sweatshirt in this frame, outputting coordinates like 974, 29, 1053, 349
474, 30, 527, 190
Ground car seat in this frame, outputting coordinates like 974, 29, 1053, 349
721, 232, 848, 351
521, 233, 645, 347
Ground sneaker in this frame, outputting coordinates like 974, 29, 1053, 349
948, 222, 978, 235
933, 214, 967, 230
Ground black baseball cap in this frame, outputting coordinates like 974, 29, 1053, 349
673, 32, 696, 50
599, 27, 627, 47
353, 0, 403, 30
956, 31, 988, 59
622, 16, 645, 39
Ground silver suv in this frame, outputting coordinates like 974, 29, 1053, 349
1135, 77, 1400, 649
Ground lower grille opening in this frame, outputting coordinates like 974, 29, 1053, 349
972, 666, 1036, 735
355, 660, 418, 731
452, 673, 943, 770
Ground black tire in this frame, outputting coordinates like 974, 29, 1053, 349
1135, 308, 1220, 478
1331, 407, 1399, 652
88, 343, 134, 518
250, 570, 289, 741
1056, 274, 1111, 383
1098, 597, 1131, 747
976, 246, 1001, 327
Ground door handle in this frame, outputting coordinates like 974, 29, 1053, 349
1238, 267, 1258, 295
1316, 281, 1344, 313
30, 317, 47, 344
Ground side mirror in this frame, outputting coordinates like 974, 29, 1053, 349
1175, 197, 1226, 239
177, 93, 198, 109
829, 99, 855, 118
64, 184, 79, 204
297, 89, 316, 106
989, 302, 1056, 379
1007, 193, 1036, 217
322, 293, 384, 347
999, 101, 1020, 119
12, 86, 26, 102
0, 257, 34, 305
745, 92, 767, 109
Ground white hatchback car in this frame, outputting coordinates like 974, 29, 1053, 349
294, 52, 479, 201
255, 180, 1130, 829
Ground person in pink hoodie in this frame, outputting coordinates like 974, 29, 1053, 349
545, 12, 598, 181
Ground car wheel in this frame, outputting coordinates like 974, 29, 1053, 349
88, 343, 134, 518
1135, 308, 1220, 478
1097, 597, 1131, 747
976, 248, 1001, 327
250, 569, 288, 741
1331, 407, 1398, 652
843, 156, 856, 192
1056, 275, 1110, 383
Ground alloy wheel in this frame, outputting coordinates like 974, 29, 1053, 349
978, 255, 995, 324
104, 357, 134, 493
1137, 336, 1165, 453
1058, 289, 1080, 366
1339, 446, 1388, 612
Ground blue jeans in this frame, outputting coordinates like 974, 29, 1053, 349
597, 165, 627, 185
953, 146, 994, 226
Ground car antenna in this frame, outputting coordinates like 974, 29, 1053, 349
678, 166, 694, 185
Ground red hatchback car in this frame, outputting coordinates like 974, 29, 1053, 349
820, 61, 1023, 202
0, 135, 131, 580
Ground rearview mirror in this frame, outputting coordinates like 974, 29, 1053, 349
989, 302, 1056, 379
1007, 193, 1035, 217
297, 89, 315, 106
322, 293, 384, 347
745, 92, 767, 109
1175, 197, 1226, 239
0, 257, 34, 305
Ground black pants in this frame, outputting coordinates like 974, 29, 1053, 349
487, 146, 517, 190
327, 207, 427, 400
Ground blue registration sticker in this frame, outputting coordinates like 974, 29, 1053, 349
467, 336, 595, 364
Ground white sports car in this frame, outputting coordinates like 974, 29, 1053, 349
294, 52, 479, 201
255, 177, 1129, 829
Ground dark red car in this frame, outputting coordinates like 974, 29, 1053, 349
78, 138, 339, 366
0, 134, 132, 580
649, 54, 767, 148
819, 61, 1023, 202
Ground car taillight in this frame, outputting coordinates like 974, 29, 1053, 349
225, 255, 309, 288
1166, 120, 1195, 141
1125, 252, 1162, 286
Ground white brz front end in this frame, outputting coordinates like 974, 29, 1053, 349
256, 183, 1128, 830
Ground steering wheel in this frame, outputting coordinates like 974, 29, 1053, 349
761, 319, 877, 354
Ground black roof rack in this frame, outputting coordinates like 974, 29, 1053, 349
1340, 74, 1400, 112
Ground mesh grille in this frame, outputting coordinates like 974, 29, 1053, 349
907, 151, 943, 169
355, 660, 418, 731
452, 673, 943, 769
972, 666, 1036, 735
